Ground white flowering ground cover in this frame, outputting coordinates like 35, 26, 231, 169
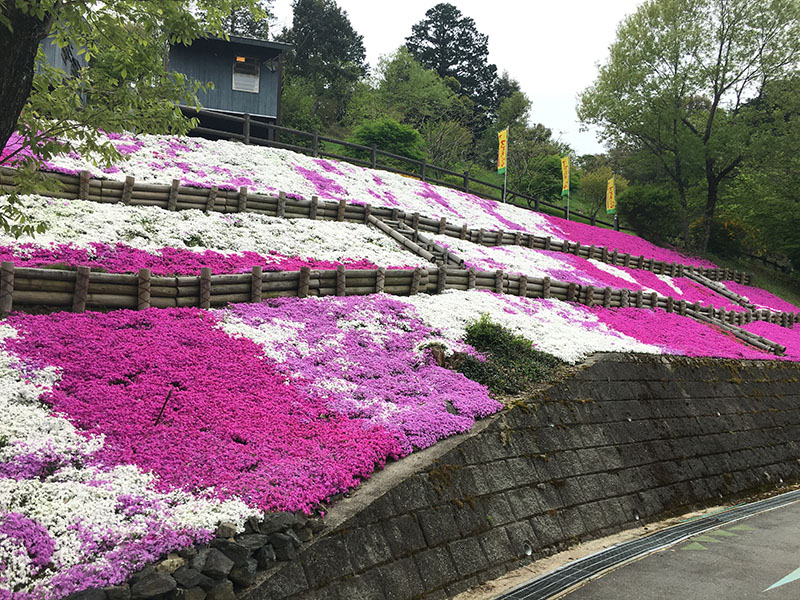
0, 128, 797, 598
0, 195, 427, 274
434, 237, 747, 311
1, 130, 716, 267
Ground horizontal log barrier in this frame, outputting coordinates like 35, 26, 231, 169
0, 167, 754, 287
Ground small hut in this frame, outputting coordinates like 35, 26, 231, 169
168, 35, 292, 132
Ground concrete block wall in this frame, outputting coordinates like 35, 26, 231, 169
241, 354, 800, 600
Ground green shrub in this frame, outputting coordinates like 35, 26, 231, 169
449, 315, 562, 396
617, 184, 682, 244
347, 118, 426, 164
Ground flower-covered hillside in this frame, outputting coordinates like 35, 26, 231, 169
2, 131, 714, 267
0, 297, 504, 597
0, 195, 427, 275
434, 236, 745, 312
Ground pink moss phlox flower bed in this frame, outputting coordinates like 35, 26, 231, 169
542, 213, 717, 269
0, 242, 385, 276
4, 308, 400, 513
723, 280, 800, 313
742, 322, 800, 361
591, 307, 774, 359
223, 296, 502, 454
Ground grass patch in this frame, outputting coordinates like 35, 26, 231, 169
449, 315, 563, 396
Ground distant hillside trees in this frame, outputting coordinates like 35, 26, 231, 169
279, 0, 367, 129
579, 0, 800, 253
405, 3, 499, 131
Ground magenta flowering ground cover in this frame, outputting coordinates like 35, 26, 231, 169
742, 322, 800, 361
219, 295, 502, 454
4, 308, 400, 513
541, 212, 717, 269
723, 280, 800, 313
0, 242, 381, 275
590, 307, 774, 360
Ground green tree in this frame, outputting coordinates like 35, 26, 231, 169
0, 0, 256, 236
579, 0, 800, 252
405, 3, 498, 128
580, 166, 629, 220
221, 0, 272, 39
281, 0, 366, 126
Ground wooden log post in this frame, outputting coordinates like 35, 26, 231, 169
514, 231, 522, 246
542, 276, 551, 299
364, 204, 372, 225
666, 296, 675, 313
336, 199, 346, 222
649, 292, 658, 308
589, 245, 596, 260
635, 290, 644, 308
647, 258, 655, 271
277, 192, 287, 218
574, 241, 581, 256
79, 170, 90, 200
623, 253, 631, 267
436, 267, 447, 294
611, 250, 618, 265
410, 267, 422, 295
527, 234, 535, 249
122, 175, 135, 205
467, 268, 476, 290
390, 208, 400, 221
460, 224, 468, 240
477, 229, 485, 245
336, 265, 346, 296
376, 267, 385, 293
544, 236, 552, 251
0, 261, 14, 316
167, 179, 180, 211
585, 285, 595, 307
72, 266, 90, 313
250, 266, 263, 303
561, 239, 570, 252
205, 185, 218, 213
200, 268, 212, 309
137, 268, 151, 310
438, 217, 447, 235
677, 264, 684, 278
519, 275, 528, 298
567, 282, 577, 302
298, 266, 311, 298
495, 270, 505, 294
601, 247, 609, 262
310, 196, 319, 220
620, 288, 630, 308
603, 286, 612, 308
238, 186, 248, 212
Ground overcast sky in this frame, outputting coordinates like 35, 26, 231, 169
269, 0, 645, 155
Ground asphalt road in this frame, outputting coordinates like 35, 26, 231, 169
563, 500, 800, 600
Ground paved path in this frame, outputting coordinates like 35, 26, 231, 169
563, 500, 800, 599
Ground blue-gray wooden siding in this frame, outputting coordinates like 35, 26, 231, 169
169, 43, 280, 118
41, 37, 85, 76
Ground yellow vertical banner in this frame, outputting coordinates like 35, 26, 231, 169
606, 177, 616, 214
497, 128, 508, 174
561, 156, 570, 197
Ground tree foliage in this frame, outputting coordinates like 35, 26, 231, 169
279, 0, 367, 127
579, 0, 800, 252
580, 166, 628, 219
0, 0, 259, 236
348, 118, 426, 162
405, 3, 498, 126
219, 0, 273, 40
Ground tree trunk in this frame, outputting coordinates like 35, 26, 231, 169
701, 159, 719, 254
0, 7, 54, 159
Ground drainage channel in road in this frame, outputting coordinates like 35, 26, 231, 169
497, 488, 800, 600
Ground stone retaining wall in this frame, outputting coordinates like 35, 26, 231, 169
242, 354, 800, 600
